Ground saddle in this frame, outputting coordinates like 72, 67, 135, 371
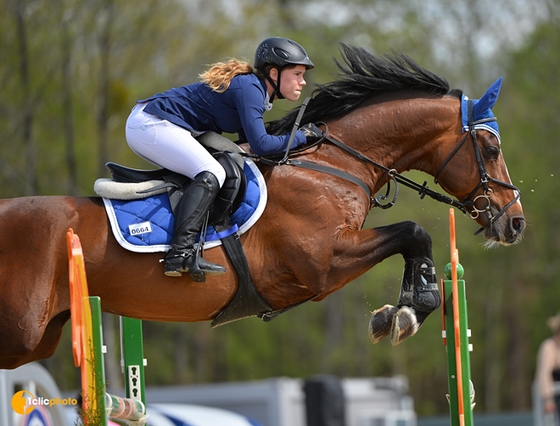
103, 150, 275, 327
106, 151, 246, 228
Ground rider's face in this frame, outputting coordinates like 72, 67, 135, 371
268, 65, 307, 102
280, 65, 307, 102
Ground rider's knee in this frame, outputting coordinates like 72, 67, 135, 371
202, 163, 227, 187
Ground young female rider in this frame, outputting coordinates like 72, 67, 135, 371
125, 37, 322, 281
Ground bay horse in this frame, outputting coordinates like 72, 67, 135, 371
0, 45, 525, 370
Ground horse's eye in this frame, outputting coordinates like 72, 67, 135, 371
486, 146, 500, 158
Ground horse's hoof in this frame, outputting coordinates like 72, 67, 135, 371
368, 304, 398, 343
390, 306, 420, 346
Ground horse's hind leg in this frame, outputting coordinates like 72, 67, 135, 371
369, 223, 441, 345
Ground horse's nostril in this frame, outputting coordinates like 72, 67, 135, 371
511, 216, 526, 234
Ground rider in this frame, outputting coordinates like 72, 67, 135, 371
125, 37, 323, 280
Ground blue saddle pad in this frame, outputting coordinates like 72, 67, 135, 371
103, 159, 267, 253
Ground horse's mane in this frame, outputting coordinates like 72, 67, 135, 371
267, 44, 458, 134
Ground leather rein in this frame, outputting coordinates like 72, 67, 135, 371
253, 100, 520, 236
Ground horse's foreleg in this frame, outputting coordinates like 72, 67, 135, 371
389, 257, 440, 345
304, 220, 439, 345
364, 221, 441, 345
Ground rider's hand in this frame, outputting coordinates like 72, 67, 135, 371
299, 123, 324, 143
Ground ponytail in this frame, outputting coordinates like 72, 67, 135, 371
200, 59, 254, 93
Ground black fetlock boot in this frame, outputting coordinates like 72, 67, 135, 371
163, 171, 226, 281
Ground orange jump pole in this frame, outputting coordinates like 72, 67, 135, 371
68, 228, 105, 425
441, 209, 475, 426
68, 229, 147, 426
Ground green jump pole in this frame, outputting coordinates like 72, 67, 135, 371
120, 316, 147, 405
443, 264, 474, 426
89, 296, 109, 426
91, 299, 148, 424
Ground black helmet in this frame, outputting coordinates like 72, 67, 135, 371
254, 37, 314, 71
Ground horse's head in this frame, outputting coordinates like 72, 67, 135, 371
435, 77, 525, 246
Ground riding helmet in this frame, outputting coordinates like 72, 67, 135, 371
254, 37, 314, 71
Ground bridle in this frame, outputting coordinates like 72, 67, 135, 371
433, 99, 520, 234
256, 99, 521, 236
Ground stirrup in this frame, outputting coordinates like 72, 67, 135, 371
184, 251, 226, 282
162, 250, 226, 281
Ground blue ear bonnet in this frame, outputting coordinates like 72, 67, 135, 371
461, 77, 502, 142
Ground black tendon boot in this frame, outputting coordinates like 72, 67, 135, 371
369, 257, 440, 345
390, 257, 441, 345
163, 171, 226, 281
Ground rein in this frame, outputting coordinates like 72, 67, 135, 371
322, 131, 468, 212
256, 126, 467, 214
251, 98, 520, 235
258, 121, 469, 211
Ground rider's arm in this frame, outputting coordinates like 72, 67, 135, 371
233, 80, 306, 156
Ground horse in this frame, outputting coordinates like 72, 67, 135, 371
0, 44, 525, 369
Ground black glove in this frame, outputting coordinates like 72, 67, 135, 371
299, 123, 324, 143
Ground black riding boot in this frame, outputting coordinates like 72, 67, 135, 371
163, 171, 226, 281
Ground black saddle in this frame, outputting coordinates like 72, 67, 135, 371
106, 151, 246, 226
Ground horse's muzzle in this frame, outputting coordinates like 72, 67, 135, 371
483, 212, 526, 246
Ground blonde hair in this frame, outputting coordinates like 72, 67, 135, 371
199, 58, 254, 93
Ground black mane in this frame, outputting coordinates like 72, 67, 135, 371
267, 44, 456, 135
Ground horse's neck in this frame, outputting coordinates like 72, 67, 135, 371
342, 96, 460, 176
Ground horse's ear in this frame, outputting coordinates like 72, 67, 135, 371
473, 77, 503, 115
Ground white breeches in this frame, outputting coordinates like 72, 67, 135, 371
125, 103, 226, 187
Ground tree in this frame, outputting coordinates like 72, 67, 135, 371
10, 0, 37, 194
